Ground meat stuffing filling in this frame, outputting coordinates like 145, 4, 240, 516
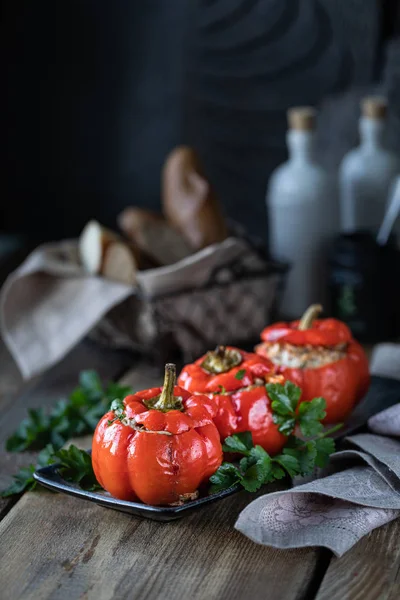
262, 342, 347, 369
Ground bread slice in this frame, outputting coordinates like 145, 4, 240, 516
79, 220, 118, 274
102, 241, 137, 285
79, 219, 137, 284
118, 207, 192, 266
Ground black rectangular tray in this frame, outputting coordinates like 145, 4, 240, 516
33, 463, 240, 521
34, 375, 400, 521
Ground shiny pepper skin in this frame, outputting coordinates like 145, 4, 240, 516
178, 346, 287, 455
92, 364, 222, 506
256, 305, 370, 424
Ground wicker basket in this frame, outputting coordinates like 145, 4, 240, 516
91, 233, 288, 363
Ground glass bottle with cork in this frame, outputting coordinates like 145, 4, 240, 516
266, 106, 338, 319
339, 96, 400, 234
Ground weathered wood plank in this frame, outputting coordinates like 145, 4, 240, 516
315, 518, 400, 600
0, 486, 319, 600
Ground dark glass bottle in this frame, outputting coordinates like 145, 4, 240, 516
328, 231, 400, 343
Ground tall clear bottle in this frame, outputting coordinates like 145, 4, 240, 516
267, 107, 338, 319
339, 97, 400, 233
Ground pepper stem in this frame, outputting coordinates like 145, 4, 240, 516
157, 363, 177, 410
201, 346, 242, 374
215, 345, 226, 358
144, 363, 184, 413
298, 304, 323, 330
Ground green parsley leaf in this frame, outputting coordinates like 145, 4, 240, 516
270, 463, 286, 480
6, 408, 51, 452
5, 371, 133, 454
37, 444, 57, 467
0, 445, 103, 498
3, 370, 131, 497
241, 446, 272, 491
110, 398, 125, 413
283, 439, 317, 476
235, 369, 246, 380
209, 463, 241, 494
273, 453, 300, 478
297, 397, 326, 437
222, 432, 253, 454
0, 465, 37, 497
55, 445, 102, 491
240, 470, 265, 492
267, 381, 301, 415
314, 437, 336, 468
272, 414, 297, 436
210, 385, 338, 495
266, 381, 303, 435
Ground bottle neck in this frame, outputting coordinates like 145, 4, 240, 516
359, 117, 385, 149
287, 130, 315, 163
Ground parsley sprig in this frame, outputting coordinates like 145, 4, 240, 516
1, 371, 131, 497
266, 380, 326, 436
209, 382, 341, 494
1, 444, 101, 497
6, 371, 132, 452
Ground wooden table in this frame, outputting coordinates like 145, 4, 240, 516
0, 253, 399, 600
0, 339, 399, 600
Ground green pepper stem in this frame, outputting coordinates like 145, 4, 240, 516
298, 304, 323, 330
143, 363, 184, 413
156, 363, 177, 410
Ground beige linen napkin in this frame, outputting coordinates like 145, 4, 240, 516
235, 345, 400, 556
0, 237, 258, 379
0, 240, 133, 379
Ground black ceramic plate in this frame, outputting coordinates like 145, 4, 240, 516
34, 375, 400, 521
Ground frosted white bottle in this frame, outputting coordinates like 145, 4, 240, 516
339, 97, 400, 233
267, 107, 338, 319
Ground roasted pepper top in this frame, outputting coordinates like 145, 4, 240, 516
177, 345, 273, 394
120, 371, 218, 435
260, 304, 352, 347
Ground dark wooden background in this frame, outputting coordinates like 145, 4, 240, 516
2, 0, 399, 242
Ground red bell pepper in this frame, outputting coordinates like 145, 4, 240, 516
256, 304, 370, 423
92, 363, 222, 505
178, 346, 287, 455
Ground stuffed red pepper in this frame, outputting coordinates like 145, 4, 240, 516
256, 304, 370, 423
178, 345, 287, 455
92, 363, 222, 505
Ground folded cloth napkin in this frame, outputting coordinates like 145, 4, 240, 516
0, 240, 133, 379
235, 345, 400, 556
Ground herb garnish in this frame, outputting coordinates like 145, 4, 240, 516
266, 380, 326, 436
107, 398, 126, 425
5, 371, 132, 452
213, 385, 227, 395
235, 369, 246, 380
1, 444, 101, 497
1, 370, 132, 497
209, 382, 341, 494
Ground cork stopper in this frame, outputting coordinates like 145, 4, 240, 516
361, 96, 387, 120
287, 107, 316, 131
